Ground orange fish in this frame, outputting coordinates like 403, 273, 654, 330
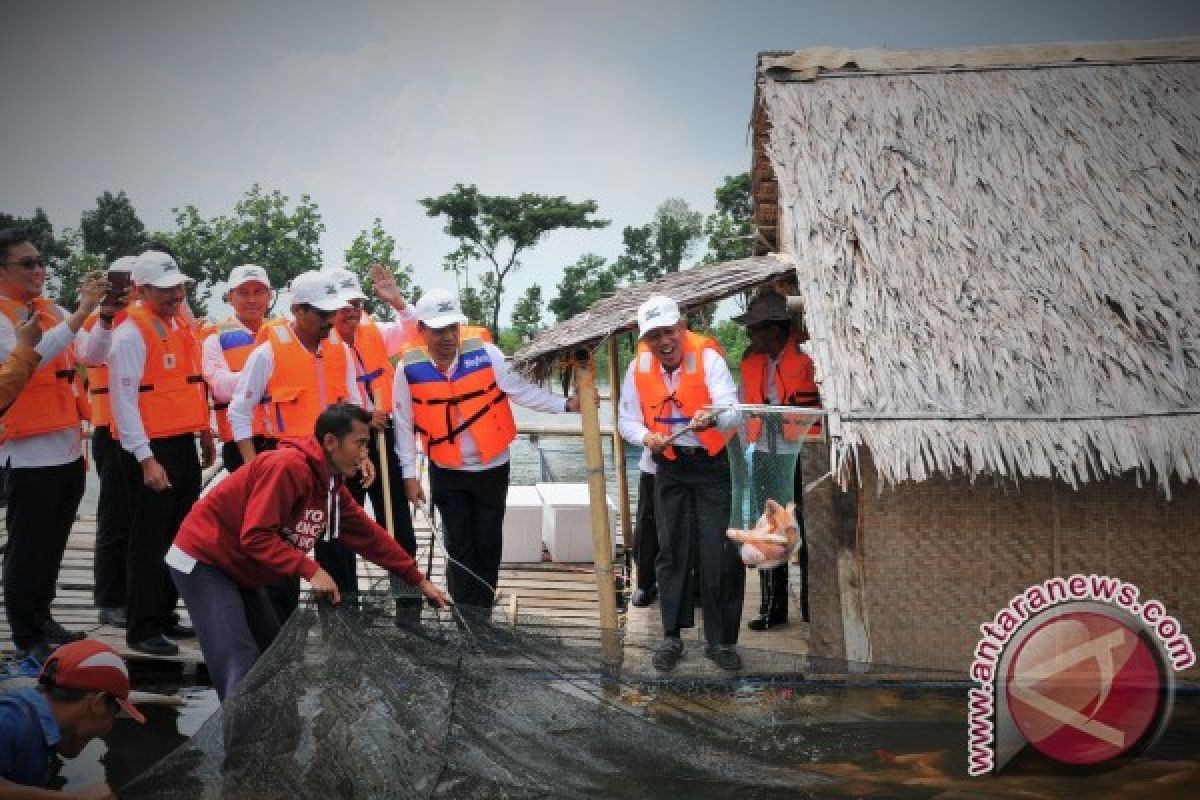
726, 498, 800, 569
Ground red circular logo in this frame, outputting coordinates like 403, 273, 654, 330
1005, 611, 1162, 765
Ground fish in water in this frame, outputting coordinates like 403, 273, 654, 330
726, 498, 800, 570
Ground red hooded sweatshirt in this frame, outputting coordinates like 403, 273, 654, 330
172, 437, 424, 589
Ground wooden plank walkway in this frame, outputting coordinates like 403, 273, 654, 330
2, 509, 811, 672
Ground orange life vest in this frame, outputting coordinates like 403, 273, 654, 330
125, 305, 210, 439
402, 335, 516, 467
333, 316, 395, 411
633, 330, 729, 459
82, 312, 117, 430
0, 297, 83, 439
204, 317, 271, 442
462, 325, 493, 344
262, 323, 351, 440
740, 335, 823, 442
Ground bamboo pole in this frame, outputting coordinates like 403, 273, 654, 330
573, 347, 621, 665
607, 336, 633, 554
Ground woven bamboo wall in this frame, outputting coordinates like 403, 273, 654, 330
855, 456, 1200, 672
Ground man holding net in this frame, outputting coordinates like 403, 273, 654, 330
166, 403, 450, 701
618, 295, 743, 671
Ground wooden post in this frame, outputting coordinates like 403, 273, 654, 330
573, 347, 621, 665
607, 336, 633, 554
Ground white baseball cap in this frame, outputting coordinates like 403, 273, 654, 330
107, 255, 139, 275
133, 251, 191, 288
289, 271, 347, 313
228, 264, 271, 290
637, 295, 681, 337
324, 267, 367, 303
415, 288, 468, 329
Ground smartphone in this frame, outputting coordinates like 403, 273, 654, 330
104, 270, 132, 308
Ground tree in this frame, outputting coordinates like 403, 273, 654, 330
549, 254, 617, 322
710, 318, 749, 368
80, 190, 147, 263
344, 218, 416, 322
703, 173, 753, 264
510, 284, 544, 343
156, 184, 324, 315
420, 184, 609, 337
610, 198, 704, 286
459, 285, 487, 327
49, 228, 104, 307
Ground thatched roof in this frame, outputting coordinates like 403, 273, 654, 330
512, 254, 796, 376
756, 38, 1200, 493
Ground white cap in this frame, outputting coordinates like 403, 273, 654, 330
107, 255, 139, 275
324, 267, 367, 303
414, 289, 468, 329
132, 251, 191, 288
637, 294, 681, 337
228, 264, 271, 290
289, 271, 347, 312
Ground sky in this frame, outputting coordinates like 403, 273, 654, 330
4, 0, 1199, 322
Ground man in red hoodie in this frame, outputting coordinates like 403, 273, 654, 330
166, 403, 449, 701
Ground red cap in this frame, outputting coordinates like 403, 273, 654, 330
37, 640, 145, 724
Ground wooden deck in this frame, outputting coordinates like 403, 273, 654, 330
2, 509, 812, 675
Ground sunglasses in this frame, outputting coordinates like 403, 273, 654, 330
300, 304, 335, 320
5, 256, 45, 270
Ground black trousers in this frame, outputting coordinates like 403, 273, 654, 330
430, 461, 509, 609
750, 450, 809, 621
220, 435, 277, 475
92, 425, 136, 609
3, 458, 85, 649
633, 470, 659, 591
653, 449, 743, 646
125, 434, 201, 644
346, 425, 419, 599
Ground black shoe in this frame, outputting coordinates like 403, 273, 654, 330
129, 635, 180, 656
98, 607, 127, 629
747, 610, 788, 632
652, 637, 684, 671
395, 604, 423, 630
163, 621, 195, 639
42, 619, 85, 646
15, 641, 51, 663
631, 587, 657, 607
704, 644, 742, 671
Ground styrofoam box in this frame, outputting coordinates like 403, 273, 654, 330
502, 485, 546, 563
535, 482, 617, 563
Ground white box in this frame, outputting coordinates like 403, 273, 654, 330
502, 485, 545, 563
536, 482, 617, 563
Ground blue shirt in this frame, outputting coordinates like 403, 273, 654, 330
0, 688, 60, 787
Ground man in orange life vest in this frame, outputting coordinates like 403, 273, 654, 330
735, 291, 821, 630
80, 255, 139, 631
228, 270, 370, 621
109, 250, 215, 656
324, 267, 426, 617
617, 295, 743, 672
394, 289, 581, 611
201, 264, 278, 474
0, 228, 108, 663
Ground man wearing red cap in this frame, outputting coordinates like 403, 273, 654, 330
0, 639, 142, 798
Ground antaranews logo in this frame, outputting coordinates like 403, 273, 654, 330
967, 575, 1194, 776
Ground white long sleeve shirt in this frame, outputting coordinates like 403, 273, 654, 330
227, 326, 363, 441
337, 309, 418, 412
200, 317, 259, 404
109, 315, 205, 463
391, 342, 567, 479
617, 346, 739, 473
74, 317, 113, 367
0, 305, 86, 468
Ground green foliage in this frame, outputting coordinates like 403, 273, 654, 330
50, 228, 105, 307
548, 254, 617, 322
703, 173, 753, 264
510, 283, 544, 344
709, 317, 749, 366
344, 218, 416, 322
459, 285, 487, 327
611, 224, 655, 284
155, 184, 324, 315
421, 183, 609, 336
610, 198, 703, 286
80, 190, 147, 263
